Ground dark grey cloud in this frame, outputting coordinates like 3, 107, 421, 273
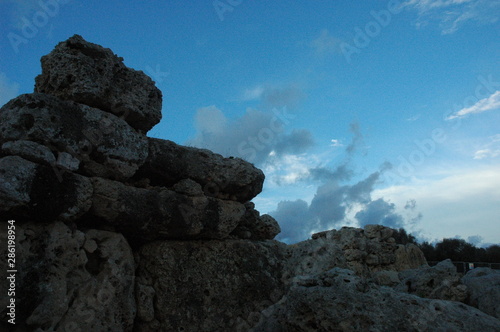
355, 198, 404, 228
270, 199, 316, 244
271, 124, 421, 244
274, 129, 314, 156
346, 122, 363, 154
187, 106, 314, 165
262, 85, 305, 110
274, 168, 400, 243
309, 163, 353, 182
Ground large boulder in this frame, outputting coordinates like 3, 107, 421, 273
134, 137, 265, 202
0, 222, 136, 331
462, 267, 500, 319
34, 34, 162, 133
135, 239, 286, 331
395, 259, 468, 302
251, 268, 500, 332
0, 93, 148, 181
0, 156, 92, 222
89, 177, 246, 242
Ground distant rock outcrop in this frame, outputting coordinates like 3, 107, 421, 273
1, 35, 499, 331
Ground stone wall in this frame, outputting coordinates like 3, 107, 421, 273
1, 35, 498, 331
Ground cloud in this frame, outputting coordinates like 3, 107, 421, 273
261, 85, 305, 110
474, 149, 500, 160
193, 106, 227, 134
330, 139, 343, 147
270, 199, 316, 243
273, 164, 412, 243
241, 83, 305, 109
406, 114, 421, 122
473, 134, 500, 160
269, 154, 315, 186
373, 165, 500, 244
404, 0, 474, 12
446, 90, 500, 120
270, 126, 416, 244
242, 86, 264, 101
0, 72, 20, 107
309, 164, 353, 183
346, 122, 363, 154
310, 29, 342, 56
467, 235, 484, 246
355, 198, 404, 228
274, 129, 314, 156
187, 105, 313, 165
403, 0, 500, 34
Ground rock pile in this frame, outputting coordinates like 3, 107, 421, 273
0, 35, 274, 244
1, 35, 499, 331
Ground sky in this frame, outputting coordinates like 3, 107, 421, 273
0, 0, 499, 246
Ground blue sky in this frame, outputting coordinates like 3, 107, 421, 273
1, 0, 499, 245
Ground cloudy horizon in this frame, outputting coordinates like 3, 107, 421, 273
1, 0, 499, 246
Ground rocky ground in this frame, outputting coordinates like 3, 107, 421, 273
1, 35, 499, 332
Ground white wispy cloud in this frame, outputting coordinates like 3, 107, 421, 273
446, 90, 500, 120
406, 114, 422, 122
474, 149, 500, 159
0, 72, 20, 107
404, 0, 500, 34
265, 153, 316, 186
330, 139, 343, 147
473, 134, 500, 159
404, 0, 474, 12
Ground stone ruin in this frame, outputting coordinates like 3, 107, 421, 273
1, 35, 499, 331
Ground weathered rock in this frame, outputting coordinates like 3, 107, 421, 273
364, 224, 394, 240
0, 156, 92, 222
0, 93, 148, 181
373, 270, 401, 287
231, 202, 281, 240
255, 215, 281, 240
172, 178, 204, 196
134, 137, 265, 202
251, 267, 500, 332
462, 267, 500, 319
1, 140, 56, 166
34, 34, 162, 133
393, 242, 428, 271
285, 225, 428, 278
135, 239, 286, 332
90, 177, 246, 242
0, 222, 136, 331
284, 234, 346, 282
396, 259, 468, 302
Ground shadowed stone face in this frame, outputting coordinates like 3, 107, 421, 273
0, 93, 148, 181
